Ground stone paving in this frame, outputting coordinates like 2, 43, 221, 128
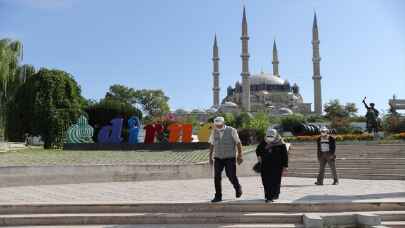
0, 176, 404, 204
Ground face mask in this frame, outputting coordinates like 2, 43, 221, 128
265, 136, 275, 143
215, 125, 225, 131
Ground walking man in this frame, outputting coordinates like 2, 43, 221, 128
315, 126, 339, 185
209, 116, 243, 203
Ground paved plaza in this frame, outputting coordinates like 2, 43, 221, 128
0, 176, 403, 204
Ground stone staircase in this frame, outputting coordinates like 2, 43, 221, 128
0, 202, 404, 227
288, 143, 405, 180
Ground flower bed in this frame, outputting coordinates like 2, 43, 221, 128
392, 132, 405, 140
284, 133, 374, 142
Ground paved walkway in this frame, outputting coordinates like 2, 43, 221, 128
0, 177, 404, 204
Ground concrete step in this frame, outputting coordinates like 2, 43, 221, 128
289, 168, 405, 174
1, 202, 404, 214
0, 224, 306, 228
379, 211, 405, 221
289, 164, 405, 169
288, 172, 405, 180
0, 212, 303, 226
381, 221, 405, 228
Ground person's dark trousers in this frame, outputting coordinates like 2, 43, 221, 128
214, 157, 241, 198
261, 168, 282, 200
317, 152, 338, 184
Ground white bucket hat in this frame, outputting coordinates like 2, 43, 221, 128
213, 116, 225, 126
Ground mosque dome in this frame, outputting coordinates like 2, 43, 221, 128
278, 107, 294, 115
191, 109, 205, 114
206, 107, 218, 113
218, 101, 240, 113
221, 102, 238, 108
249, 72, 287, 86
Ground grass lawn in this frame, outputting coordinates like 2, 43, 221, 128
0, 145, 257, 167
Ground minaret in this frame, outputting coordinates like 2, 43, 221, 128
240, 6, 251, 112
272, 39, 280, 77
212, 34, 220, 108
312, 12, 322, 115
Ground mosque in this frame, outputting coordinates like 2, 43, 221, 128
212, 7, 323, 116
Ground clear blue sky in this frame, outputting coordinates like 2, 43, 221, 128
1, 0, 404, 115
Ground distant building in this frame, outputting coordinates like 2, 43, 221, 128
212, 7, 323, 116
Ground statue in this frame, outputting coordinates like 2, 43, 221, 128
66, 115, 94, 143
362, 97, 380, 134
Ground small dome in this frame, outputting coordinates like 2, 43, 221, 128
191, 109, 204, 113
250, 72, 287, 86
206, 107, 218, 113
174, 109, 188, 115
221, 102, 238, 108
279, 108, 294, 115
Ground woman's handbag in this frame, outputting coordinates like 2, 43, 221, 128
252, 162, 261, 173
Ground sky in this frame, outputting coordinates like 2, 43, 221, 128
1, 0, 404, 115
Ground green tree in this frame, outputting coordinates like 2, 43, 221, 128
135, 89, 170, 117
246, 112, 270, 139
280, 113, 307, 132
324, 99, 358, 128
104, 84, 138, 105
234, 112, 253, 129
0, 39, 23, 139
102, 84, 170, 119
7, 68, 83, 148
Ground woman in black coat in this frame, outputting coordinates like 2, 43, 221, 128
256, 128, 288, 203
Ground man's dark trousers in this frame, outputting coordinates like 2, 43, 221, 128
214, 157, 241, 197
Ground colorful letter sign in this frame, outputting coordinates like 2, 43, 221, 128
128, 116, 141, 144
197, 123, 213, 142
66, 115, 94, 143
97, 118, 123, 144
66, 115, 215, 145
143, 123, 163, 144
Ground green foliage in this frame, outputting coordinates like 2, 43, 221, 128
306, 114, 328, 123
135, 89, 170, 117
324, 99, 358, 128
280, 113, 307, 132
245, 112, 270, 140
383, 114, 405, 133
0, 39, 24, 139
105, 84, 138, 105
103, 84, 170, 119
223, 112, 236, 126
349, 116, 367, 122
234, 112, 253, 128
85, 99, 143, 141
237, 128, 259, 146
6, 68, 84, 148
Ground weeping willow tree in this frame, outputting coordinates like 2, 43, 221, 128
0, 39, 24, 140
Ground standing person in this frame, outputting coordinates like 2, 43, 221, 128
315, 127, 339, 185
208, 116, 243, 203
255, 128, 288, 203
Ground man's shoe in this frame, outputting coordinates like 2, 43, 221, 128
332, 180, 339, 185
315, 181, 323, 186
265, 198, 273, 203
211, 196, 222, 203
236, 186, 243, 198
